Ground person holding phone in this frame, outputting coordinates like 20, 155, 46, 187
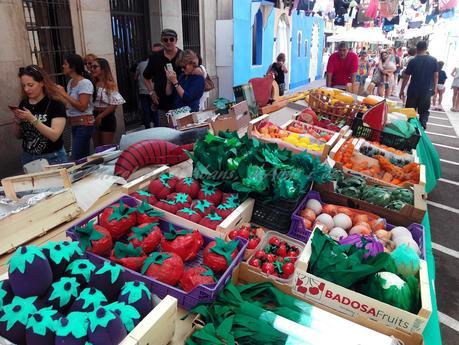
12, 65, 68, 167
165, 49, 205, 112
143, 29, 182, 126
55, 53, 96, 160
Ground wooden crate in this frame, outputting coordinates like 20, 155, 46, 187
291, 112, 353, 139
0, 170, 81, 255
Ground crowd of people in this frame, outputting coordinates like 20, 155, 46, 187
11, 28, 208, 169
325, 40, 459, 129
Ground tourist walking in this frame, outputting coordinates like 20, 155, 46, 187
56, 53, 96, 160
432, 61, 447, 111
451, 65, 459, 112
91, 58, 125, 147
400, 41, 439, 129
12, 65, 68, 167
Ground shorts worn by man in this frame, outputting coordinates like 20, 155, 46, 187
326, 42, 359, 89
400, 41, 439, 129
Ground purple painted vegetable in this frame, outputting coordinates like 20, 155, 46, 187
339, 234, 384, 258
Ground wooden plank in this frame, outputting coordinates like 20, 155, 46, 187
120, 295, 178, 345
0, 190, 81, 255
121, 165, 170, 194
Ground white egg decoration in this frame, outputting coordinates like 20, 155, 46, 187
392, 237, 421, 257
315, 213, 334, 230
306, 199, 322, 215
329, 227, 348, 240
390, 227, 412, 240
333, 213, 352, 230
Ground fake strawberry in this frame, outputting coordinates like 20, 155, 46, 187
130, 189, 157, 205
155, 199, 180, 214
199, 210, 223, 230
166, 192, 192, 209
127, 223, 163, 254
175, 177, 200, 199
136, 201, 164, 224
141, 252, 184, 286
160, 226, 203, 262
74, 220, 113, 256
179, 266, 216, 292
176, 207, 202, 223
148, 173, 178, 199
99, 200, 137, 240
198, 184, 223, 205
215, 203, 236, 219
191, 199, 215, 217
110, 242, 147, 272
221, 193, 240, 208
202, 238, 239, 273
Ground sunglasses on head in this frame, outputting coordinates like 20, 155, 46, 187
162, 37, 176, 43
19, 65, 40, 73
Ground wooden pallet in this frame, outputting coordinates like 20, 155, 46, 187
0, 170, 81, 255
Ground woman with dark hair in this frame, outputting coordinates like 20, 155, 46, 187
12, 65, 68, 167
56, 53, 96, 160
267, 53, 288, 96
90, 58, 125, 146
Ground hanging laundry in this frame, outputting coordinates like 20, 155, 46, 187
439, 0, 457, 11
365, 0, 379, 18
379, 0, 399, 19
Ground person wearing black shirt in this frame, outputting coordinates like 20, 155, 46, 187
267, 53, 288, 96
143, 29, 182, 126
400, 41, 438, 129
432, 61, 447, 111
12, 65, 68, 167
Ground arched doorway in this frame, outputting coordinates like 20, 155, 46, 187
274, 14, 290, 90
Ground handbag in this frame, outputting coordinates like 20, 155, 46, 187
371, 68, 383, 86
204, 74, 215, 92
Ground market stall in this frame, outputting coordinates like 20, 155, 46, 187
0, 87, 442, 345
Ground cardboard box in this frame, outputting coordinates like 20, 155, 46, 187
292, 229, 432, 336
211, 101, 252, 133
167, 110, 213, 131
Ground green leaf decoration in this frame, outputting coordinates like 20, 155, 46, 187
217, 203, 232, 211
66, 259, 96, 283
0, 296, 38, 330
141, 252, 171, 275
76, 288, 107, 310
74, 220, 105, 251
113, 242, 144, 259
206, 211, 222, 222
163, 227, 193, 241
175, 193, 190, 204
49, 277, 80, 308
42, 241, 75, 265
26, 307, 58, 336
159, 199, 177, 206
201, 266, 217, 281
95, 261, 124, 284
88, 306, 116, 333
193, 199, 212, 213
210, 238, 238, 265
105, 302, 141, 332
0, 281, 8, 308
128, 223, 158, 242
273, 261, 283, 274
137, 190, 152, 197
183, 177, 195, 187
136, 201, 164, 217
201, 185, 216, 196
108, 200, 136, 222
159, 173, 175, 188
224, 195, 239, 208
9, 246, 46, 274
55, 312, 88, 338
120, 281, 151, 304
178, 207, 198, 216
62, 241, 84, 258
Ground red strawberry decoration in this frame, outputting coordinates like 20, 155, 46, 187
148, 173, 178, 199
222, 193, 240, 207
199, 210, 223, 230
130, 189, 157, 205
110, 242, 147, 272
99, 200, 137, 240
166, 192, 192, 209
160, 226, 203, 261
179, 266, 216, 292
136, 201, 164, 224
202, 238, 239, 273
74, 220, 113, 256
175, 177, 200, 199
155, 199, 180, 214
141, 252, 184, 286
176, 208, 202, 223
198, 184, 222, 205
191, 199, 214, 217
215, 203, 236, 219
127, 223, 163, 254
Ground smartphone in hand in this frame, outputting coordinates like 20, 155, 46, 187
166, 63, 173, 72
8, 105, 18, 111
